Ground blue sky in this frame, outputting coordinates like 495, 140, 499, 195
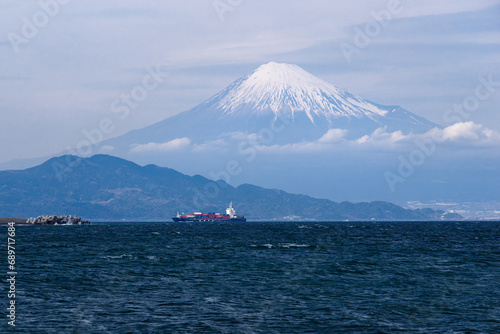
0, 0, 499, 163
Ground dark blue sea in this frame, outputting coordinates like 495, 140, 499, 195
2, 221, 499, 333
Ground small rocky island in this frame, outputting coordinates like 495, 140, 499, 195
25, 215, 90, 225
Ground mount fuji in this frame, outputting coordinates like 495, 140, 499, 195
102, 62, 437, 153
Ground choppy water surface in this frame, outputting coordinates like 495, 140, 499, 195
2, 221, 499, 333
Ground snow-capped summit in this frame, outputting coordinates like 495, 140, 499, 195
210, 62, 389, 123
103, 62, 438, 151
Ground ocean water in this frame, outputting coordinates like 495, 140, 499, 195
2, 221, 499, 333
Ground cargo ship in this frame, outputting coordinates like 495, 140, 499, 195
172, 202, 246, 222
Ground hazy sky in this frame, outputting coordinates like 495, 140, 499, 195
1, 0, 499, 164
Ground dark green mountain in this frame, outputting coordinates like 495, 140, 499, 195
0, 155, 457, 221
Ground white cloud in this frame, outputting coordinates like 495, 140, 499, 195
129, 137, 190, 153
356, 128, 406, 145
441, 122, 485, 141
248, 129, 348, 153
359, 122, 500, 148
192, 139, 228, 152
247, 122, 500, 154
353, 122, 500, 148
318, 129, 348, 143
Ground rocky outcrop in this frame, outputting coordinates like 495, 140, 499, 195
26, 215, 89, 225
